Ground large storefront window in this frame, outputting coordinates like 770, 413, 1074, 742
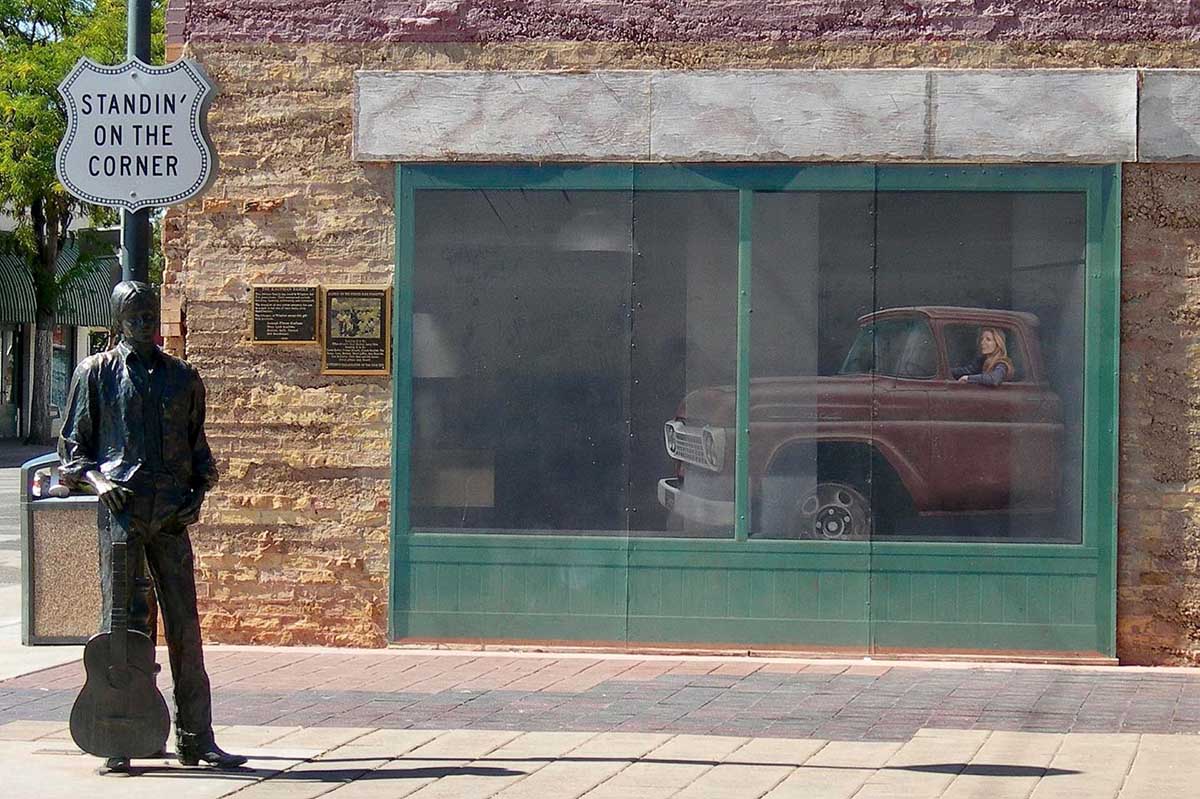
396, 165, 1119, 656
412, 181, 1086, 543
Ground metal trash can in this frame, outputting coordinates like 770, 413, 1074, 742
20, 452, 101, 644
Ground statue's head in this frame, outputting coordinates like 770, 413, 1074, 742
110, 281, 159, 347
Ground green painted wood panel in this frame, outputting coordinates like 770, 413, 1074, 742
401, 534, 1097, 650
870, 622, 1098, 652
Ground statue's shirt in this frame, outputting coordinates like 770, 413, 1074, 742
58, 341, 218, 495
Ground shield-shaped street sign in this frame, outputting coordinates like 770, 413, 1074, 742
56, 58, 217, 211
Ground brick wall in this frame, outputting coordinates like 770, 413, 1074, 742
164, 0, 189, 60
176, 1, 1200, 44
166, 12, 1200, 660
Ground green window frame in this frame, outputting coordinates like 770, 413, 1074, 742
391, 164, 1120, 656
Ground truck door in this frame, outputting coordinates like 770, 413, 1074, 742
868, 317, 934, 534
930, 324, 1060, 517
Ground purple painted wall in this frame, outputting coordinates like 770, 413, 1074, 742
178, 1, 1200, 44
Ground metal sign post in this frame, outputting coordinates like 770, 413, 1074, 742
124, 0, 152, 283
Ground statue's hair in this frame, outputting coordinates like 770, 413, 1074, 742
109, 280, 157, 323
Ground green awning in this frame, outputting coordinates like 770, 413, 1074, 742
0, 243, 118, 328
56, 248, 119, 328
0, 254, 37, 324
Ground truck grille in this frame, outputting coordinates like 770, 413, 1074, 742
664, 420, 725, 471
674, 427, 706, 465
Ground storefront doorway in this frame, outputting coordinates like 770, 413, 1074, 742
0, 324, 21, 439
390, 165, 1119, 658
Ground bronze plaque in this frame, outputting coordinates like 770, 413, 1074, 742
322, 285, 391, 375
251, 284, 319, 344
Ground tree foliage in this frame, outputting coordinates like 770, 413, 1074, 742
0, 0, 164, 441
0, 1, 130, 245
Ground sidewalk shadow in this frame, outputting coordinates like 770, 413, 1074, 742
902, 764, 1073, 777
125, 754, 1076, 781
131, 764, 525, 780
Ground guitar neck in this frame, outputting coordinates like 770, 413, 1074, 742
111, 540, 128, 636
106, 508, 129, 668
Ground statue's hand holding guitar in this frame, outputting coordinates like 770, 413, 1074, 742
84, 470, 134, 514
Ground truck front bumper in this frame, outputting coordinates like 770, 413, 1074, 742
657, 477, 736, 528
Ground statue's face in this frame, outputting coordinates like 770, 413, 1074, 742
118, 301, 159, 346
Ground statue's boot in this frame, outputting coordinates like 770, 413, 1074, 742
177, 742, 247, 769
99, 757, 131, 775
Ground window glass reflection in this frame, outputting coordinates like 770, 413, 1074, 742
748, 192, 875, 540
747, 191, 1084, 542
634, 192, 739, 538
874, 192, 1084, 542
411, 189, 737, 537
411, 190, 632, 534
411, 186, 1086, 544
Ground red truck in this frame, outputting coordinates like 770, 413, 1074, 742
658, 306, 1064, 539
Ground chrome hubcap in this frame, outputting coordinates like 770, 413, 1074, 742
797, 483, 868, 540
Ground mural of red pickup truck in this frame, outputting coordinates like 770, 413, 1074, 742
658, 306, 1064, 539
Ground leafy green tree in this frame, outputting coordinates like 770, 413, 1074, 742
0, 1, 163, 443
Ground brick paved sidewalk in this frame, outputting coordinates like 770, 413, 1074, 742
3, 648, 1200, 798
5, 648, 1200, 740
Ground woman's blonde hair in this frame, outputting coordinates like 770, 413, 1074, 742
981, 327, 1015, 377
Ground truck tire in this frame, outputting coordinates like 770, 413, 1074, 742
794, 482, 872, 540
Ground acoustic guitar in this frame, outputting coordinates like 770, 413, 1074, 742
69, 507, 170, 759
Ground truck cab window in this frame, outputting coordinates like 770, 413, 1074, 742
839, 318, 937, 379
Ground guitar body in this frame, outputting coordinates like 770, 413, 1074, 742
69, 513, 170, 760
70, 629, 170, 758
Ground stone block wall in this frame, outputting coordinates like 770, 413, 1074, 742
1119, 165, 1200, 665
162, 41, 397, 646
166, 2, 1200, 661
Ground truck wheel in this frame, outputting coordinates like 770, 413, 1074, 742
795, 482, 872, 540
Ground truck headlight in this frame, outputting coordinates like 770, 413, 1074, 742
702, 426, 726, 470
664, 422, 679, 457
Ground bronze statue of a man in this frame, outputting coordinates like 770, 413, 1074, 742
58, 281, 245, 773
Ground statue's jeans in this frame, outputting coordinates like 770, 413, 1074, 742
97, 474, 214, 748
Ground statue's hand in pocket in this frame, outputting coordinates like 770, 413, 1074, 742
175, 489, 205, 527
